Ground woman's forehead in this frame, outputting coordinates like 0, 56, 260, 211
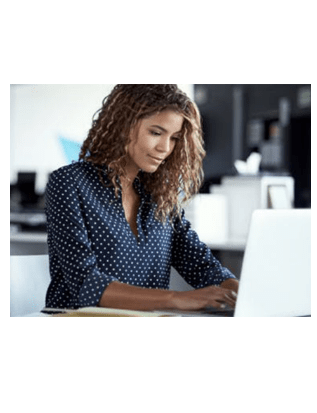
140, 110, 184, 131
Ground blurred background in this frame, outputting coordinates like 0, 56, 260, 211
10, 84, 311, 283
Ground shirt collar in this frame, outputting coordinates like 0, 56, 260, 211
133, 173, 150, 202
97, 164, 150, 202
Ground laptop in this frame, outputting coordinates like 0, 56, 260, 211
156, 209, 311, 317
231, 208, 311, 317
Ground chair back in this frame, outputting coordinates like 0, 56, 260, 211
10, 255, 51, 316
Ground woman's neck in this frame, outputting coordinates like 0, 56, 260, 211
120, 175, 134, 192
121, 163, 140, 191
122, 155, 141, 185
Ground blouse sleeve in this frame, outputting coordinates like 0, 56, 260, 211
45, 168, 118, 308
171, 209, 236, 289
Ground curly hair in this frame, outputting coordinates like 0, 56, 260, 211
79, 84, 206, 223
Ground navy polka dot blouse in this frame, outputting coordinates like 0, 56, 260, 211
44, 161, 235, 309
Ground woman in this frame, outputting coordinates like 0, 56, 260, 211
45, 84, 238, 312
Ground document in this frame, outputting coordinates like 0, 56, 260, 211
44, 307, 173, 317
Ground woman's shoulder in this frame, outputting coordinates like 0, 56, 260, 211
48, 161, 111, 199
49, 161, 97, 182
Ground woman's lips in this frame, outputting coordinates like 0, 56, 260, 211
148, 155, 164, 163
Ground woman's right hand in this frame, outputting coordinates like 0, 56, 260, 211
172, 285, 237, 311
99, 281, 237, 313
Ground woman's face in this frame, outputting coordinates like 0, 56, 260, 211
126, 109, 184, 177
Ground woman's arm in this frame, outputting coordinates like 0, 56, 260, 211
99, 281, 237, 311
45, 167, 119, 308
171, 209, 238, 289
220, 278, 239, 294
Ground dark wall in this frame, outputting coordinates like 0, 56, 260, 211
195, 84, 235, 182
194, 84, 311, 206
243, 84, 311, 120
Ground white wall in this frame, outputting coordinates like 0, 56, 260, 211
10, 84, 193, 192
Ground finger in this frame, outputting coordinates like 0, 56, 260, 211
196, 286, 237, 309
217, 293, 236, 308
221, 289, 237, 306
223, 295, 236, 308
221, 288, 237, 298
207, 300, 227, 310
226, 291, 237, 304
210, 300, 232, 311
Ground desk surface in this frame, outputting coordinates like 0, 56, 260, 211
22, 307, 233, 317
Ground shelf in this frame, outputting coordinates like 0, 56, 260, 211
10, 232, 47, 243
207, 239, 246, 252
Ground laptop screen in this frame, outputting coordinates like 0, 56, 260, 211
234, 209, 311, 317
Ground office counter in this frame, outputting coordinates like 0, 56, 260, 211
11, 232, 244, 283
10, 232, 47, 243
10, 232, 48, 255
10, 211, 48, 255
10, 230, 244, 285
10, 231, 245, 253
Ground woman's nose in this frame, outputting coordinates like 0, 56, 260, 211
156, 136, 173, 154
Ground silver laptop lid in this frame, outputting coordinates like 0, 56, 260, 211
234, 209, 311, 317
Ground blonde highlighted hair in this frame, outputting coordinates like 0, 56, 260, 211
79, 84, 206, 223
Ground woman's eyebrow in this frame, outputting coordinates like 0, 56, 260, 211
150, 125, 167, 132
150, 125, 182, 134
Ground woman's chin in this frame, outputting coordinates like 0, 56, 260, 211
139, 162, 160, 173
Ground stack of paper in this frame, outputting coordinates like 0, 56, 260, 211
47, 307, 173, 317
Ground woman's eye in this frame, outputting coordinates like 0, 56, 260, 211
151, 130, 161, 136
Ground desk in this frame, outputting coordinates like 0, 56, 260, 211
22, 307, 232, 317
21, 308, 174, 317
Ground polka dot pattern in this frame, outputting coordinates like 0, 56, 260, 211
45, 161, 235, 309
